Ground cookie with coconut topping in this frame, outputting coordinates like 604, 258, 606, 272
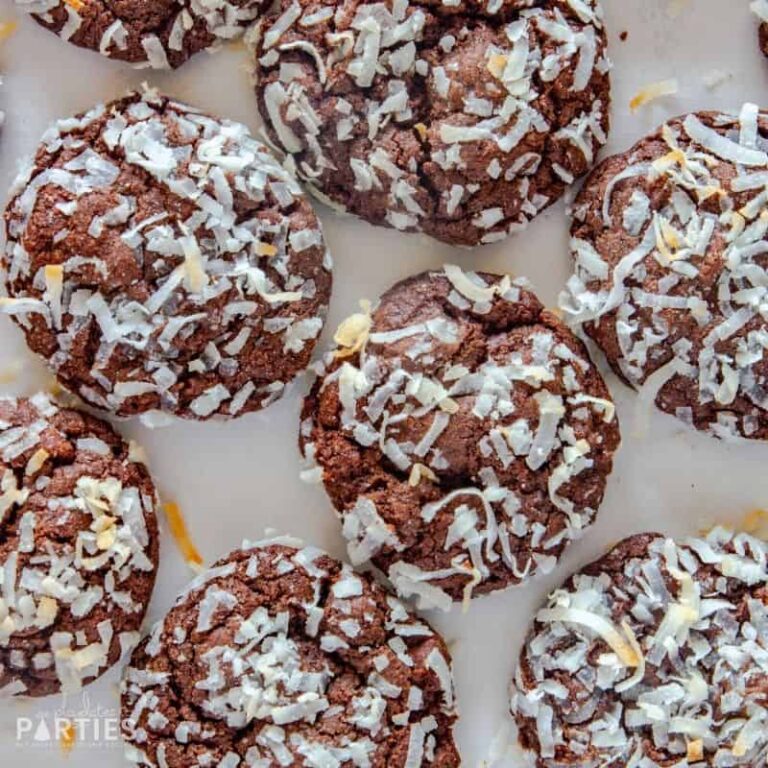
251, 0, 611, 247
300, 267, 620, 611
120, 537, 460, 768
16, 0, 268, 69
561, 105, 768, 440
1, 89, 332, 422
511, 527, 768, 767
0, 393, 159, 698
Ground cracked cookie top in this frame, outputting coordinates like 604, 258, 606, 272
300, 267, 620, 610
252, 0, 611, 247
561, 106, 768, 440
0, 393, 159, 698
1, 88, 332, 422
16, 0, 268, 69
512, 528, 768, 768
121, 539, 459, 768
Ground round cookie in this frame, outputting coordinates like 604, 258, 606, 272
120, 538, 460, 768
511, 527, 768, 767
0, 392, 159, 697
252, 0, 611, 247
300, 267, 621, 610
16, 0, 267, 69
561, 105, 768, 440
1, 88, 332, 422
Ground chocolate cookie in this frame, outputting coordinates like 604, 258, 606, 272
753, 0, 768, 57
16, 0, 266, 69
561, 105, 768, 440
0, 393, 159, 698
252, 0, 611, 247
1, 88, 332, 422
121, 538, 460, 768
300, 267, 621, 611
511, 527, 768, 767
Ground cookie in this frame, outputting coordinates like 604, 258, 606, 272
511, 527, 768, 767
1, 88, 332, 423
561, 105, 768, 441
252, 0, 611, 247
16, 0, 267, 69
753, 0, 768, 57
300, 267, 621, 611
120, 537, 460, 768
0, 392, 159, 698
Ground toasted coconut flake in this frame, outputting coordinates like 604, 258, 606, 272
0, 21, 17, 41
408, 463, 437, 487
24, 448, 49, 477
487, 54, 508, 79
461, 563, 482, 614
162, 501, 204, 571
255, 241, 278, 257
687, 739, 704, 762
179, 234, 209, 294
0, 360, 23, 384
60, 721, 77, 755
739, 508, 768, 537
333, 300, 372, 358
443, 264, 510, 304
630, 79, 678, 112
538, 607, 642, 667
614, 621, 646, 692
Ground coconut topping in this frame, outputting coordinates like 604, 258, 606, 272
561, 106, 768, 440
121, 540, 459, 767
252, 0, 611, 247
629, 79, 678, 113
1, 88, 332, 422
512, 528, 768, 768
300, 267, 620, 610
15, 0, 268, 69
0, 393, 158, 697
